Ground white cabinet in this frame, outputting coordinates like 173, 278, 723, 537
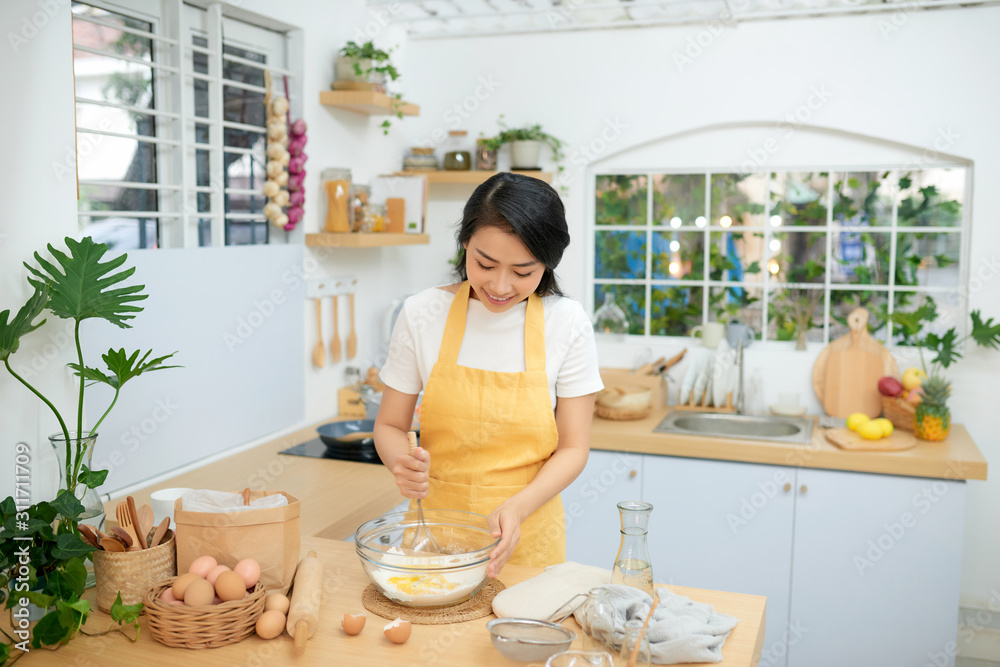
642, 456, 796, 665
562, 449, 644, 570
632, 455, 965, 667
786, 467, 965, 667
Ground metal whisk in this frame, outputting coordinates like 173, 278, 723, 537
407, 431, 443, 553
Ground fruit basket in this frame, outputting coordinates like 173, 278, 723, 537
882, 397, 915, 432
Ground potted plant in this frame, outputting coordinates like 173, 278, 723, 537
890, 302, 1000, 440
495, 116, 565, 170
0, 236, 177, 657
334, 40, 399, 92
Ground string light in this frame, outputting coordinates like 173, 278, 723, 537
770, 215, 782, 227
769, 239, 781, 252
669, 261, 681, 276
695, 216, 707, 228
669, 216, 682, 228
669, 240, 680, 252
768, 258, 781, 275
720, 215, 732, 228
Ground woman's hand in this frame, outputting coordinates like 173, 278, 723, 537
391, 447, 430, 499
486, 502, 524, 578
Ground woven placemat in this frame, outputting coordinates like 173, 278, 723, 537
362, 579, 506, 625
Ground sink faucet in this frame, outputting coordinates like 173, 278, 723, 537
735, 339, 745, 414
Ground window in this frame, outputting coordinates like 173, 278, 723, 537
71, 1, 293, 250
591, 168, 969, 345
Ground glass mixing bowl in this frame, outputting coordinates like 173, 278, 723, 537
354, 509, 500, 608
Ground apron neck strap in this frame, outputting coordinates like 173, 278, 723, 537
438, 281, 546, 372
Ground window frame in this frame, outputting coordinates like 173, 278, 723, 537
586, 164, 973, 348
72, 0, 301, 249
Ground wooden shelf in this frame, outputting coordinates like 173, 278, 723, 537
319, 90, 419, 116
305, 232, 429, 248
395, 170, 553, 184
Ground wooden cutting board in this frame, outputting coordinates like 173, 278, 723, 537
824, 427, 917, 451
813, 307, 898, 418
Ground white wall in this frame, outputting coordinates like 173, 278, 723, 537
397, 5, 1000, 630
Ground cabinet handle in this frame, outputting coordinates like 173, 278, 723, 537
800, 484, 808, 494
783, 483, 791, 492
629, 470, 637, 479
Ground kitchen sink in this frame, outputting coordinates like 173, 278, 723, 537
654, 411, 814, 445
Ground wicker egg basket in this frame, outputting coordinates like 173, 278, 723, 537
92, 530, 176, 612
143, 577, 266, 649
882, 397, 916, 432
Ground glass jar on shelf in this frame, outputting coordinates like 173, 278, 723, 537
361, 203, 386, 233
350, 184, 370, 232
321, 167, 352, 233
442, 130, 471, 171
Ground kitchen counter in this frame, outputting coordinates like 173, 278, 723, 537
20, 537, 766, 666
103, 418, 403, 540
592, 408, 987, 481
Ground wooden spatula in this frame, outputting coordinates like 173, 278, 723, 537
346, 293, 357, 360
149, 517, 170, 548
312, 298, 326, 368
330, 295, 342, 363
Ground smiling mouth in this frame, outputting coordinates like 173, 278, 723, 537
485, 292, 512, 303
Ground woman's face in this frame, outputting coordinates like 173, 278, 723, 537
464, 225, 544, 313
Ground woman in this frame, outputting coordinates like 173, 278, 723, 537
374, 172, 603, 577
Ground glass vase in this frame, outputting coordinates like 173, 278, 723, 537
50, 432, 105, 587
580, 587, 617, 652
619, 618, 652, 667
612, 501, 654, 596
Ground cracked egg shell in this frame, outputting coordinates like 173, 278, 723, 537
383, 618, 411, 644
342, 612, 366, 635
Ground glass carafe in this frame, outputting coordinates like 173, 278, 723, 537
612, 501, 653, 596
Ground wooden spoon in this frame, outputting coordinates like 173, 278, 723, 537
338, 431, 374, 442
148, 517, 170, 548
346, 292, 357, 360
138, 505, 154, 546
312, 298, 326, 368
127, 496, 147, 549
110, 526, 134, 548
330, 295, 342, 363
78, 524, 101, 549
100, 537, 125, 552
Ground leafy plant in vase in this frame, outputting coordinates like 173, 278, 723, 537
0, 236, 178, 656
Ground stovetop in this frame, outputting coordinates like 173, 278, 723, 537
280, 437, 383, 464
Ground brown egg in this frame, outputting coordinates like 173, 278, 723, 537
188, 555, 218, 578
171, 572, 203, 601
159, 588, 182, 605
215, 570, 247, 602
383, 618, 412, 644
184, 578, 215, 607
206, 564, 231, 585
255, 610, 286, 640
264, 593, 290, 615
342, 612, 366, 635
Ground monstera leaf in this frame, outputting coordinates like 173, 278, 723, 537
0, 284, 48, 361
25, 236, 147, 328
69, 348, 181, 390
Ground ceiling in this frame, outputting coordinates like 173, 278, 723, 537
368, 0, 997, 39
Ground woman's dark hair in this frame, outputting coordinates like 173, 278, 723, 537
453, 172, 570, 296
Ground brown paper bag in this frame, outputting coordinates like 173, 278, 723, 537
173, 490, 301, 592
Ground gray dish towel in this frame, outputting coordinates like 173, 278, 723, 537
573, 584, 739, 664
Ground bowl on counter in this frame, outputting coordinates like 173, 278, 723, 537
354, 509, 499, 608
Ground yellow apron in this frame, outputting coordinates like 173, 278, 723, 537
415, 281, 565, 567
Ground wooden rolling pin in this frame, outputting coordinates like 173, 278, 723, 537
286, 550, 323, 655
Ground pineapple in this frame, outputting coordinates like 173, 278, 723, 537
915, 373, 951, 441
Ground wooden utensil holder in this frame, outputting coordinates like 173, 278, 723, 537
674, 389, 736, 413
93, 530, 176, 611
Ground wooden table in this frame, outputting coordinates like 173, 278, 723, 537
18, 537, 766, 666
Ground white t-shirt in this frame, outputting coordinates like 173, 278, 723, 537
380, 286, 604, 409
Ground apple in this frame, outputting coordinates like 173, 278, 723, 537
905, 387, 923, 405
878, 376, 905, 397
901, 367, 927, 391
